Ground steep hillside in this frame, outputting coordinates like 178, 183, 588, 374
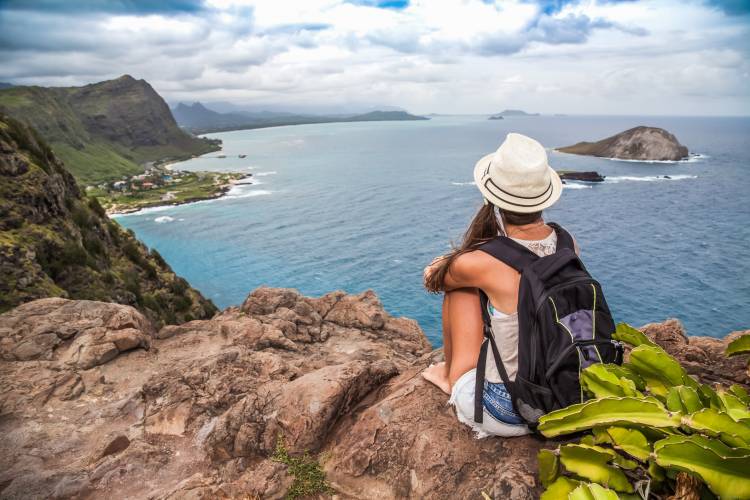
0, 75, 219, 184
0, 113, 217, 325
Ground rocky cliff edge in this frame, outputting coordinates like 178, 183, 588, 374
0, 288, 747, 499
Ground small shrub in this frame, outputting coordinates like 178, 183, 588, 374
82, 230, 104, 256
71, 204, 91, 228
170, 277, 189, 295
87, 196, 106, 218
151, 249, 167, 268
173, 294, 192, 312
123, 273, 141, 303
60, 240, 88, 267
122, 240, 143, 265
272, 436, 332, 500
108, 221, 121, 244
140, 293, 161, 313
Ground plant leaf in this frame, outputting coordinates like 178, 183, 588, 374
538, 397, 681, 438
540, 477, 580, 500
559, 444, 634, 493
682, 408, 750, 448
716, 389, 750, 422
654, 434, 750, 500
627, 345, 699, 398
726, 334, 750, 357
612, 323, 657, 348
604, 427, 652, 462
581, 364, 642, 399
598, 364, 646, 391
574, 443, 639, 470
538, 449, 560, 487
729, 384, 750, 406
667, 385, 704, 414
568, 483, 621, 500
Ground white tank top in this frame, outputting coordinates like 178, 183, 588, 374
485, 230, 558, 383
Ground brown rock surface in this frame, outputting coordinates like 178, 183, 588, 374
0, 289, 745, 499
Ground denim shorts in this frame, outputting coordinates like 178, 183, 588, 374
448, 368, 530, 438
483, 380, 525, 425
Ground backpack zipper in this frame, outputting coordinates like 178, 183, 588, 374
544, 339, 620, 381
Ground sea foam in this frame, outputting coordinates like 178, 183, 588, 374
607, 153, 707, 164
605, 175, 698, 183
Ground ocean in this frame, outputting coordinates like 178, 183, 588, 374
114, 115, 750, 345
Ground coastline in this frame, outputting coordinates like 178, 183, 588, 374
104, 172, 250, 216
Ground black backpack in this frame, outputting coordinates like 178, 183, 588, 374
473, 223, 623, 430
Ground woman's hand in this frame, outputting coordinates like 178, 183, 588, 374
423, 255, 444, 286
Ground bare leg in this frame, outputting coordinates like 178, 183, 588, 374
422, 288, 484, 394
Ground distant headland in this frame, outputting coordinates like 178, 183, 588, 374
173, 102, 429, 135
557, 126, 689, 162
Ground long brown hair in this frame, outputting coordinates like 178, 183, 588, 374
423, 203, 541, 293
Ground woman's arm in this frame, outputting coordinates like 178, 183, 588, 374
424, 251, 485, 292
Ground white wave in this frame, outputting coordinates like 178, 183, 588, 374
224, 189, 273, 199
451, 181, 476, 186
255, 171, 277, 177
605, 175, 698, 184
112, 204, 174, 217
563, 183, 593, 189
154, 216, 174, 223
607, 153, 706, 164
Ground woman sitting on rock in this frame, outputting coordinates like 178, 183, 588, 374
422, 133, 576, 438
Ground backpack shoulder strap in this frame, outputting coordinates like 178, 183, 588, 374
548, 222, 575, 252
477, 236, 539, 272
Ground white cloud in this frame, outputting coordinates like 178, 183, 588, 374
0, 0, 748, 115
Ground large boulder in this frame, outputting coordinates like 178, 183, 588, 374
0, 289, 745, 499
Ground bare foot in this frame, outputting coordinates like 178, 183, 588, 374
422, 361, 451, 395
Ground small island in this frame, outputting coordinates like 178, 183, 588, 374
557, 171, 605, 182
557, 126, 689, 161
490, 109, 540, 117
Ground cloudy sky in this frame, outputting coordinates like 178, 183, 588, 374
1, 0, 748, 115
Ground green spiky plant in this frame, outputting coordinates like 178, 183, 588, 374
536, 323, 750, 500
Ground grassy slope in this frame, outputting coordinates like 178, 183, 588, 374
0, 79, 218, 185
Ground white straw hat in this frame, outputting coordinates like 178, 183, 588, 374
473, 132, 562, 213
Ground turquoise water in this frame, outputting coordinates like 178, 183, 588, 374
115, 115, 750, 344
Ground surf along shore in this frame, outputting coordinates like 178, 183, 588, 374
93, 155, 252, 216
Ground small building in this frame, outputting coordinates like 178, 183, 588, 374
113, 181, 127, 190
142, 182, 155, 189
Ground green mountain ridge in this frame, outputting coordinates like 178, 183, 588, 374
0, 113, 217, 325
0, 75, 218, 184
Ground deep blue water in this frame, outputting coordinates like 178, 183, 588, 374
115, 115, 750, 344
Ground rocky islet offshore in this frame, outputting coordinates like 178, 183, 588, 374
557, 126, 689, 161
0, 287, 747, 499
